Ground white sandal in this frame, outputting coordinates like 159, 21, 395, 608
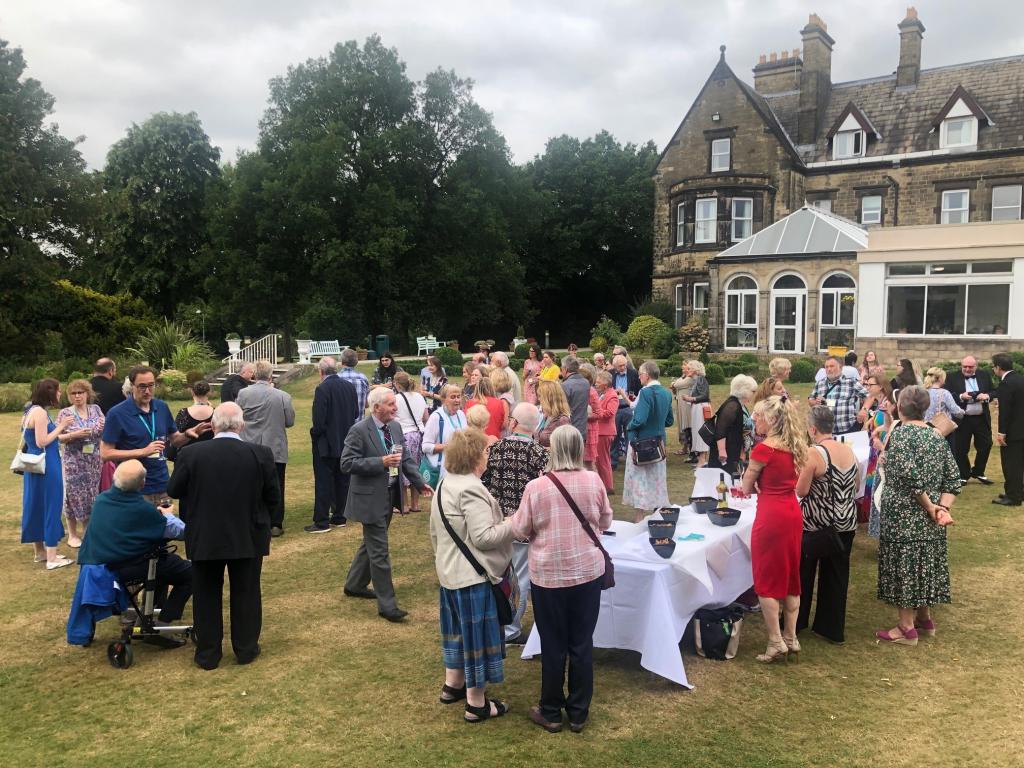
46, 556, 73, 570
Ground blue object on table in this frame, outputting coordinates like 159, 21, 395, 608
676, 533, 706, 542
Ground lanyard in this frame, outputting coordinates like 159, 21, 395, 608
824, 381, 841, 399
138, 411, 156, 441
443, 410, 463, 432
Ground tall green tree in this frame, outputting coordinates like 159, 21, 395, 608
0, 38, 94, 359
98, 112, 220, 317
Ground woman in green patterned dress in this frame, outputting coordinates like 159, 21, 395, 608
876, 386, 959, 646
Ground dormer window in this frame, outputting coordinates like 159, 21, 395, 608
833, 130, 864, 159
940, 116, 977, 148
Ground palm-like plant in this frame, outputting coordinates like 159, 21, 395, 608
126, 320, 213, 371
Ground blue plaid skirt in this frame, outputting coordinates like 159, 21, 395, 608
439, 582, 506, 689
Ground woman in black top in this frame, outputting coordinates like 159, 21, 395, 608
890, 358, 919, 399
707, 375, 758, 476
372, 352, 402, 389
169, 380, 214, 461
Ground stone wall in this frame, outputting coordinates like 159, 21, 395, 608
855, 336, 1013, 369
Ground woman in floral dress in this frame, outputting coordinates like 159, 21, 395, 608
861, 373, 893, 532
875, 386, 959, 646
57, 379, 104, 547
522, 345, 543, 405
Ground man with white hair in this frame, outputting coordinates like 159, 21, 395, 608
592, 352, 607, 371
943, 354, 995, 484
341, 387, 432, 622
490, 351, 523, 403
610, 353, 641, 469
481, 401, 548, 643
220, 362, 255, 403
167, 402, 279, 669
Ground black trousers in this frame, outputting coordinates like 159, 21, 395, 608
192, 557, 263, 669
272, 463, 287, 528
116, 553, 193, 622
954, 414, 993, 479
1001, 439, 1024, 504
797, 531, 855, 644
531, 576, 603, 724
311, 440, 349, 527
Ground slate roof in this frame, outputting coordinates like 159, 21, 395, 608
715, 205, 867, 260
760, 54, 1024, 163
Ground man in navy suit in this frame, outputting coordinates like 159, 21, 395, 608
943, 355, 995, 484
992, 353, 1024, 507
305, 357, 359, 533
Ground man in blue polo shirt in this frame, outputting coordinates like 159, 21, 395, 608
101, 366, 210, 502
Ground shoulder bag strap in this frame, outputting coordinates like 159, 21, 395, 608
546, 472, 609, 557
436, 480, 488, 578
397, 391, 422, 434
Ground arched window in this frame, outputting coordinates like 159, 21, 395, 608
724, 275, 758, 350
770, 273, 807, 353
819, 272, 856, 351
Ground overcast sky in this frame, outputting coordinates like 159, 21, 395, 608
4, 0, 1022, 169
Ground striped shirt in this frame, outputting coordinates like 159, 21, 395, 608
800, 444, 858, 532
338, 367, 369, 417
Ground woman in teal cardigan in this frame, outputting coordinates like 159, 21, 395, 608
623, 361, 674, 519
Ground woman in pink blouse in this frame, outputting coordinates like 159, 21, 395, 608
512, 425, 612, 734
522, 345, 542, 405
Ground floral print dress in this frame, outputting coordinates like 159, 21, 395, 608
59, 404, 104, 521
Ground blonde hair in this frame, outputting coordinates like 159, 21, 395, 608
537, 380, 570, 420
66, 378, 95, 402
393, 371, 416, 392
924, 366, 947, 388
758, 395, 808, 471
444, 428, 489, 475
466, 404, 490, 430
769, 357, 792, 377
489, 367, 512, 395
686, 360, 706, 377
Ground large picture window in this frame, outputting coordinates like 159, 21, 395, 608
724, 275, 758, 349
885, 261, 1010, 336
819, 273, 856, 350
696, 198, 717, 243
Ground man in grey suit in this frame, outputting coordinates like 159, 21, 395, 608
237, 360, 296, 537
341, 387, 432, 622
561, 356, 590, 442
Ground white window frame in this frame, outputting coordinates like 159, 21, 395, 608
674, 283, 685, 328
940, 116, 978, 149
769, 273, 807, 354
883, 262, 1012, 337
861, 195, 882, 225
692, 282, 709, 316
941, 189, 969, 224
832, 129, 864, 160
809, 198, 832, 213
818, 272, 857, 351
724, 275, 759, 350
991, 185, 1022, 221
675, 202, 686, 246
710, 138, 730, 172
695, 198, 717, 244
731, 197, 753, 241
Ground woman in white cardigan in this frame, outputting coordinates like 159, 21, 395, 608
422, 385, 468, 479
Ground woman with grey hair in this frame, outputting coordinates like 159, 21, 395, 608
680, 360, 710, 465
622, 360, 674, 519
670, 363, 694, 456
795, 405, 860, 644
512, 425, 613, 733
875, 385, 959, 646
707, 374, 757, 477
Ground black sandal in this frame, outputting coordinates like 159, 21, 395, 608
464, 698, 509, 723
439, 684, 466, 705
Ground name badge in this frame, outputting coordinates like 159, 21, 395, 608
826, 399, 837, 410
389, 465, 399, 478
81, 442, 95, 455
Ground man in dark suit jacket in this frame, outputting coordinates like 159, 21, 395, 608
167, 402, 279, 669
306, 357, 359, 532
610, 352, 642, 469
561, 356, 591, 442
944, 355, 996, 484
992, 353, 1024, 507
89, 357, 126, 415
220, 363, 254, 403
341, 388, 432, 622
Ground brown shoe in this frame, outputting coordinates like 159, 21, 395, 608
528, 705, 562, 733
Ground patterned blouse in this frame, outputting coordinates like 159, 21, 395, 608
800, 444, 859, 532
481, 435, 549, 517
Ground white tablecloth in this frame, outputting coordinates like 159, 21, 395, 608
521, 504, 756, 688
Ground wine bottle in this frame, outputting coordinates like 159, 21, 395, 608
716, 472, 728, 509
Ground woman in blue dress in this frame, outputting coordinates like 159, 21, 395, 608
21, 378, 75, 569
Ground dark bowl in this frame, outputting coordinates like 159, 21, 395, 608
689, 496, 719, 514
654, 505, 681, 523
648, 520, 677, 539
708, 507, 742, 527
649, 536, 676, 559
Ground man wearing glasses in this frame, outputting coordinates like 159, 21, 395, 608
101, 366, 211, 503
943, 355, 995, 485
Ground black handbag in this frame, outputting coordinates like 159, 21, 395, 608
801, 443, 846, 561
436, 481, 516, 625
631, 436, 666, 465
546, 473, 615, 590
697, 417, 717, 448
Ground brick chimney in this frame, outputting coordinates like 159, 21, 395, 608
753, 48, 803, 95
896, 7, 925, 88
797, 13, 834, 145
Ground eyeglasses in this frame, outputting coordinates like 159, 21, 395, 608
134, 383, 156, 391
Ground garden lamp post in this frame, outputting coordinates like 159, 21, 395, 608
196, 309, 205, 342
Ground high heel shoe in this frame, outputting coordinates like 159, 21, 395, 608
782, 635, 801, 662
756, 640, 789, 663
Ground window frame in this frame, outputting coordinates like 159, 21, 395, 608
941, 189, 970, 224
883, 262, 1011, 337
695, 198, 718, 244
674, 283, 685, 328
808, 197, 832, 213
692, 282, 709, 315
723, 275, 759, 351
832, 129, 865, 160
860, 194, 882, 225
675, 202, 686, 246
769, 273, 807, 355
991, 184, 1022, 221
710, 138, 731, 173
731, 197, 753, 241
818, 272, 857, 352
940, 116, 978, 149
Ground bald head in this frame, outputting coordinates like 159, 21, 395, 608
961, 355, 977, 368
213, 402, 245, 433
113, 459, 147, 493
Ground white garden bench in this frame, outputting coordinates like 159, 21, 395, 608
416, 335, 449, 356
300, 339, 344, 363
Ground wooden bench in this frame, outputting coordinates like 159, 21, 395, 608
416, 335, 448, 356
303, 340, 343, 363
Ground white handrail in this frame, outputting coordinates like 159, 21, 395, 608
222, 334, 280, 374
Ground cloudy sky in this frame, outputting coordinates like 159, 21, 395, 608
4, 0, 1022, 168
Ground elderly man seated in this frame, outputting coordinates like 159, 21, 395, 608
78, 460, 192, 622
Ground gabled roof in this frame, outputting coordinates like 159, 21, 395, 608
825, 102, 882, 140
928, 84, 995, 131
715, 205, 867, 260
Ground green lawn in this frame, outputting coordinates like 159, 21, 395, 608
0, 375, 1020, 767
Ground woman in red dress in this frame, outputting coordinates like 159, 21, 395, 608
741, 395, 808, 663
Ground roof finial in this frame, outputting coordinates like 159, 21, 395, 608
719, 45, 727, 60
